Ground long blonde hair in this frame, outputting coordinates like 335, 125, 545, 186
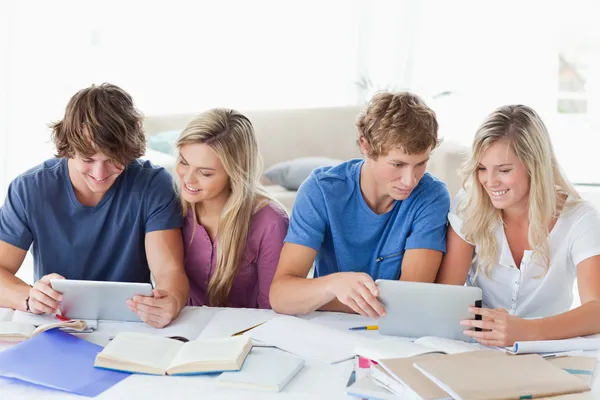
176, 108, 276, 306
459, 105, 580, 278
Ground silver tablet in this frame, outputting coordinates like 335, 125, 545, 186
50, 279, 153, 322
376, 279, 482, 341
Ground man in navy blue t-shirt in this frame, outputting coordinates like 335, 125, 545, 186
0, 83, 188, 328
270, 92, 451, 317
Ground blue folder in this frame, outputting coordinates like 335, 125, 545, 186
0, 329, 130, 397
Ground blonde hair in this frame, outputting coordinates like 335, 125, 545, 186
458, 105, 580, 278
176, 108, 277, 306
356, 91, 440, 158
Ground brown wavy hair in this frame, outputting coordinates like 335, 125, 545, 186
356, 91, 439, 158
51, 83, 145, 166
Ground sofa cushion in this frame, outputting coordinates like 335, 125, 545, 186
147, 129, 181, 155
263, 157, 343, 191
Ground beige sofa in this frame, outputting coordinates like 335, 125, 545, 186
143, 106, 467, 213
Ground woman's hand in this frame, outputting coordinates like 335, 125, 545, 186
460, 307, 539, 347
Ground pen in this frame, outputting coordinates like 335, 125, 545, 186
231, 322, 266, 336
348, 325, 378, 331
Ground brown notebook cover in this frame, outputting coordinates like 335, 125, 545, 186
378, 350, 505, 400
413, 353, 590, 400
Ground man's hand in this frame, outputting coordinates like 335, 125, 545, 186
326, 272, 386, 318
127, 288, 180, 328
28, 273, 65, 314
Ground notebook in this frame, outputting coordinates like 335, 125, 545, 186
95, 332, 252, 375
215, 348, 304, 392
0, 319, 89, 342
505, 337, 600, 354
375, 351, 505, 400
0, 329, 129, 397
247, 315, 377, 364
355, 336, 481, 361
548, 356, 598, 386
413, 353, 591, 400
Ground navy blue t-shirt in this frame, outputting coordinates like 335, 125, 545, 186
0, 158, 183, 283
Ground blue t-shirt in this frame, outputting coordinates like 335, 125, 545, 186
285, 159, 450, 280
0, 158, 183, 283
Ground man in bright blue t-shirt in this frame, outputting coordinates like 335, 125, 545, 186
270, 92, 450, 318
0, 83, 189, 328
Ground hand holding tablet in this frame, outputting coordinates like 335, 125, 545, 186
50, 279, 153, 322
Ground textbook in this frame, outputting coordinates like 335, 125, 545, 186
413, 353, 590, 400
94, 332, 252, 376
0, 320, 88, 342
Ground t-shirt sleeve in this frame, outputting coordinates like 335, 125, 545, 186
144, 169, 184, 233
569, 206, 600, 267
256, 211, 290, 309
284, 173, 328, 251
405, 181, 451, 253
447, 189, 472, 244
0, 178, 33, 250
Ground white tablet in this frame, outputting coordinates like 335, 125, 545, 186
376, 279, 482, 341
50, 279, 153, 322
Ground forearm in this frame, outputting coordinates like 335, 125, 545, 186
154, 270, 189, 312
0, 267, 30, 311
319, 298, 355, 314
270, 274, 336, 315
530, 300, 600, 341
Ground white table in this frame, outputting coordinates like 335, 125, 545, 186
0, 307, 598, 399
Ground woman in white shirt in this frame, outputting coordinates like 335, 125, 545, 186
437, 104, 600, 346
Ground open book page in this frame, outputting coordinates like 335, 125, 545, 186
100, 332, 183, 372
355, 337, 439, 361
100, 307, 217, 341
0, 308, 14, 322
197, 308, 278, 340
0, 321, 35, 340
415, 336, 482, 354
31, 320, 88, 336
305, 311, 379, 334
167, 336, 251, 371
507, 337, 600, 354
248, 315, 378, 364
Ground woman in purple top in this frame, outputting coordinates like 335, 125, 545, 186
175, 108, 289, 308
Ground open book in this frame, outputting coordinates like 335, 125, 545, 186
94, 332, 252, 376
355, 336, 481, 361
0, 320, 88, 342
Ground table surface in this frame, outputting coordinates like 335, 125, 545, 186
0, 306, 598, 399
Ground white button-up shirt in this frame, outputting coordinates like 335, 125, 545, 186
449, 191, 600, 318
